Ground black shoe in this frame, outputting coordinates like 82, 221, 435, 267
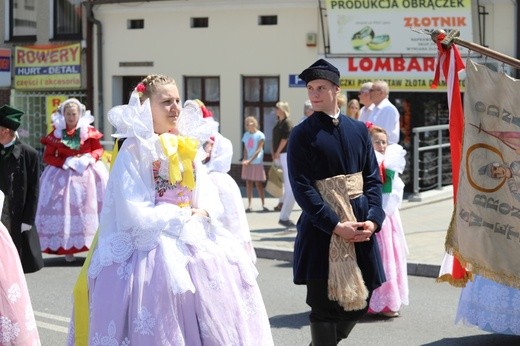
262, 206, 270, 212
245, 208, 252, 213
273, 203, 283, 211
278, 219, 296, 227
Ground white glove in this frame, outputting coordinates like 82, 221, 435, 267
63, 156, 80, 170
74, 154, 95, 174
21, 223, 32, 232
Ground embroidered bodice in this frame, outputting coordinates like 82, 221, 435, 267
154, 162, 192, 207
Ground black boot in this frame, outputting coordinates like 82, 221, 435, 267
309, 322, 337, 346
336, 320, 357, 342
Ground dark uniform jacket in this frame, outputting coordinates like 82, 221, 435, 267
0, 138, 43, 273
287, 112, 386, 291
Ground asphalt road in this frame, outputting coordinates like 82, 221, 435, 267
26, 255, 520, 345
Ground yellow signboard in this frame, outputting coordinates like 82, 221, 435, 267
14, 43, 81, 90
45, 95, 68, 134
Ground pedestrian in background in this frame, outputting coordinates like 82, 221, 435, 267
272, 101, 296, 227
0, 104, 43, 274
36, 98, 108, 262
241, 115, 268, 212
365, 80, 401, 145
367, 124, 409, 318
299, 99, 314, 124
346, 99, 360, 119
337, 93, 348, 114
288, 59, 385, 345
358, 82, 374, 122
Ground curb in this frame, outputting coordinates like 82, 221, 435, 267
254, 247, 441, 279
407, 263, 441, 278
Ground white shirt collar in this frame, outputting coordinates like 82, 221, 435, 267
327, 109, 341, 119
3, 137, 16, 148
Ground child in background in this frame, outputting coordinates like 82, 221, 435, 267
241, 116, 267, 212
367, 124, 409, 318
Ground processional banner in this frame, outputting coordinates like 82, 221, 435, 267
447, 60, 520, 288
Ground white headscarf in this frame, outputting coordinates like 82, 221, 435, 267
52, 98, 94, 142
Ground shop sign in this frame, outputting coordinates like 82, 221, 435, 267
328, 56, 465, 91
14, 43, 81, 90
325, 0, 473, 55
288, 74, 306, 87
0, 48, 11, 88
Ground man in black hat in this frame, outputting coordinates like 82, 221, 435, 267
0, 104, 43, 273
287, 59, 385, 345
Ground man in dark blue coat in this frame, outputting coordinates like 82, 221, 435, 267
0, 105, 43, 273
287, 59, 385, 345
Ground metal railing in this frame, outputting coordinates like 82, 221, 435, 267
408, 124, 451, 201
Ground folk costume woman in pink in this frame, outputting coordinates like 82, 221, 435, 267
0, 190, 41, 345
36, 98, 108, 262
68, 75, 273, 345
367, 124, 409, 317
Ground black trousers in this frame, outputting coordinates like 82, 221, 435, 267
306, 280, 371, 323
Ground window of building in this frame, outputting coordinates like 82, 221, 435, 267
184, 76, 220, 122
258, 15, 277, 26
242, 76, 279, 157
8, 0, 37, 41
53, 0, 82, 40
128, 19, 144, 30
191, 17, 209, 28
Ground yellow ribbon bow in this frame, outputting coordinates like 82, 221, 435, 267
159, 133, 199, 190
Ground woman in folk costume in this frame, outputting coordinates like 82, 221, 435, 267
36, 98, 108, 262
68, 74, 273, 345
367, 124, 409, 317
0, 190, 41, 345
203, 131, 257, 263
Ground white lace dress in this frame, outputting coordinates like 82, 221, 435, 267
67, 95, 273, 345
0, 191, 41, 345
456, 275, 520, 335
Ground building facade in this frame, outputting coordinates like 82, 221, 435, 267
1, 0, 518, 187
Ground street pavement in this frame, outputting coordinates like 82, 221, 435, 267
245, 185, 455, 278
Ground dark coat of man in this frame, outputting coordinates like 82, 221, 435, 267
287, 112, 386, 291
0, 123, 43, 273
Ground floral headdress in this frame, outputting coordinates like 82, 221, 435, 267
135, 83, 146, 99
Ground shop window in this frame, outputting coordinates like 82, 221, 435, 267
242, 76, 279, 157
184, 76, 220, 122
53, 0, 82, 40
7, 0, 37, 41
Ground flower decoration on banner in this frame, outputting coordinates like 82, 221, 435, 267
136, 83, 146, 98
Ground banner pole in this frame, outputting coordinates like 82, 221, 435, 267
429, 29, 520, 70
